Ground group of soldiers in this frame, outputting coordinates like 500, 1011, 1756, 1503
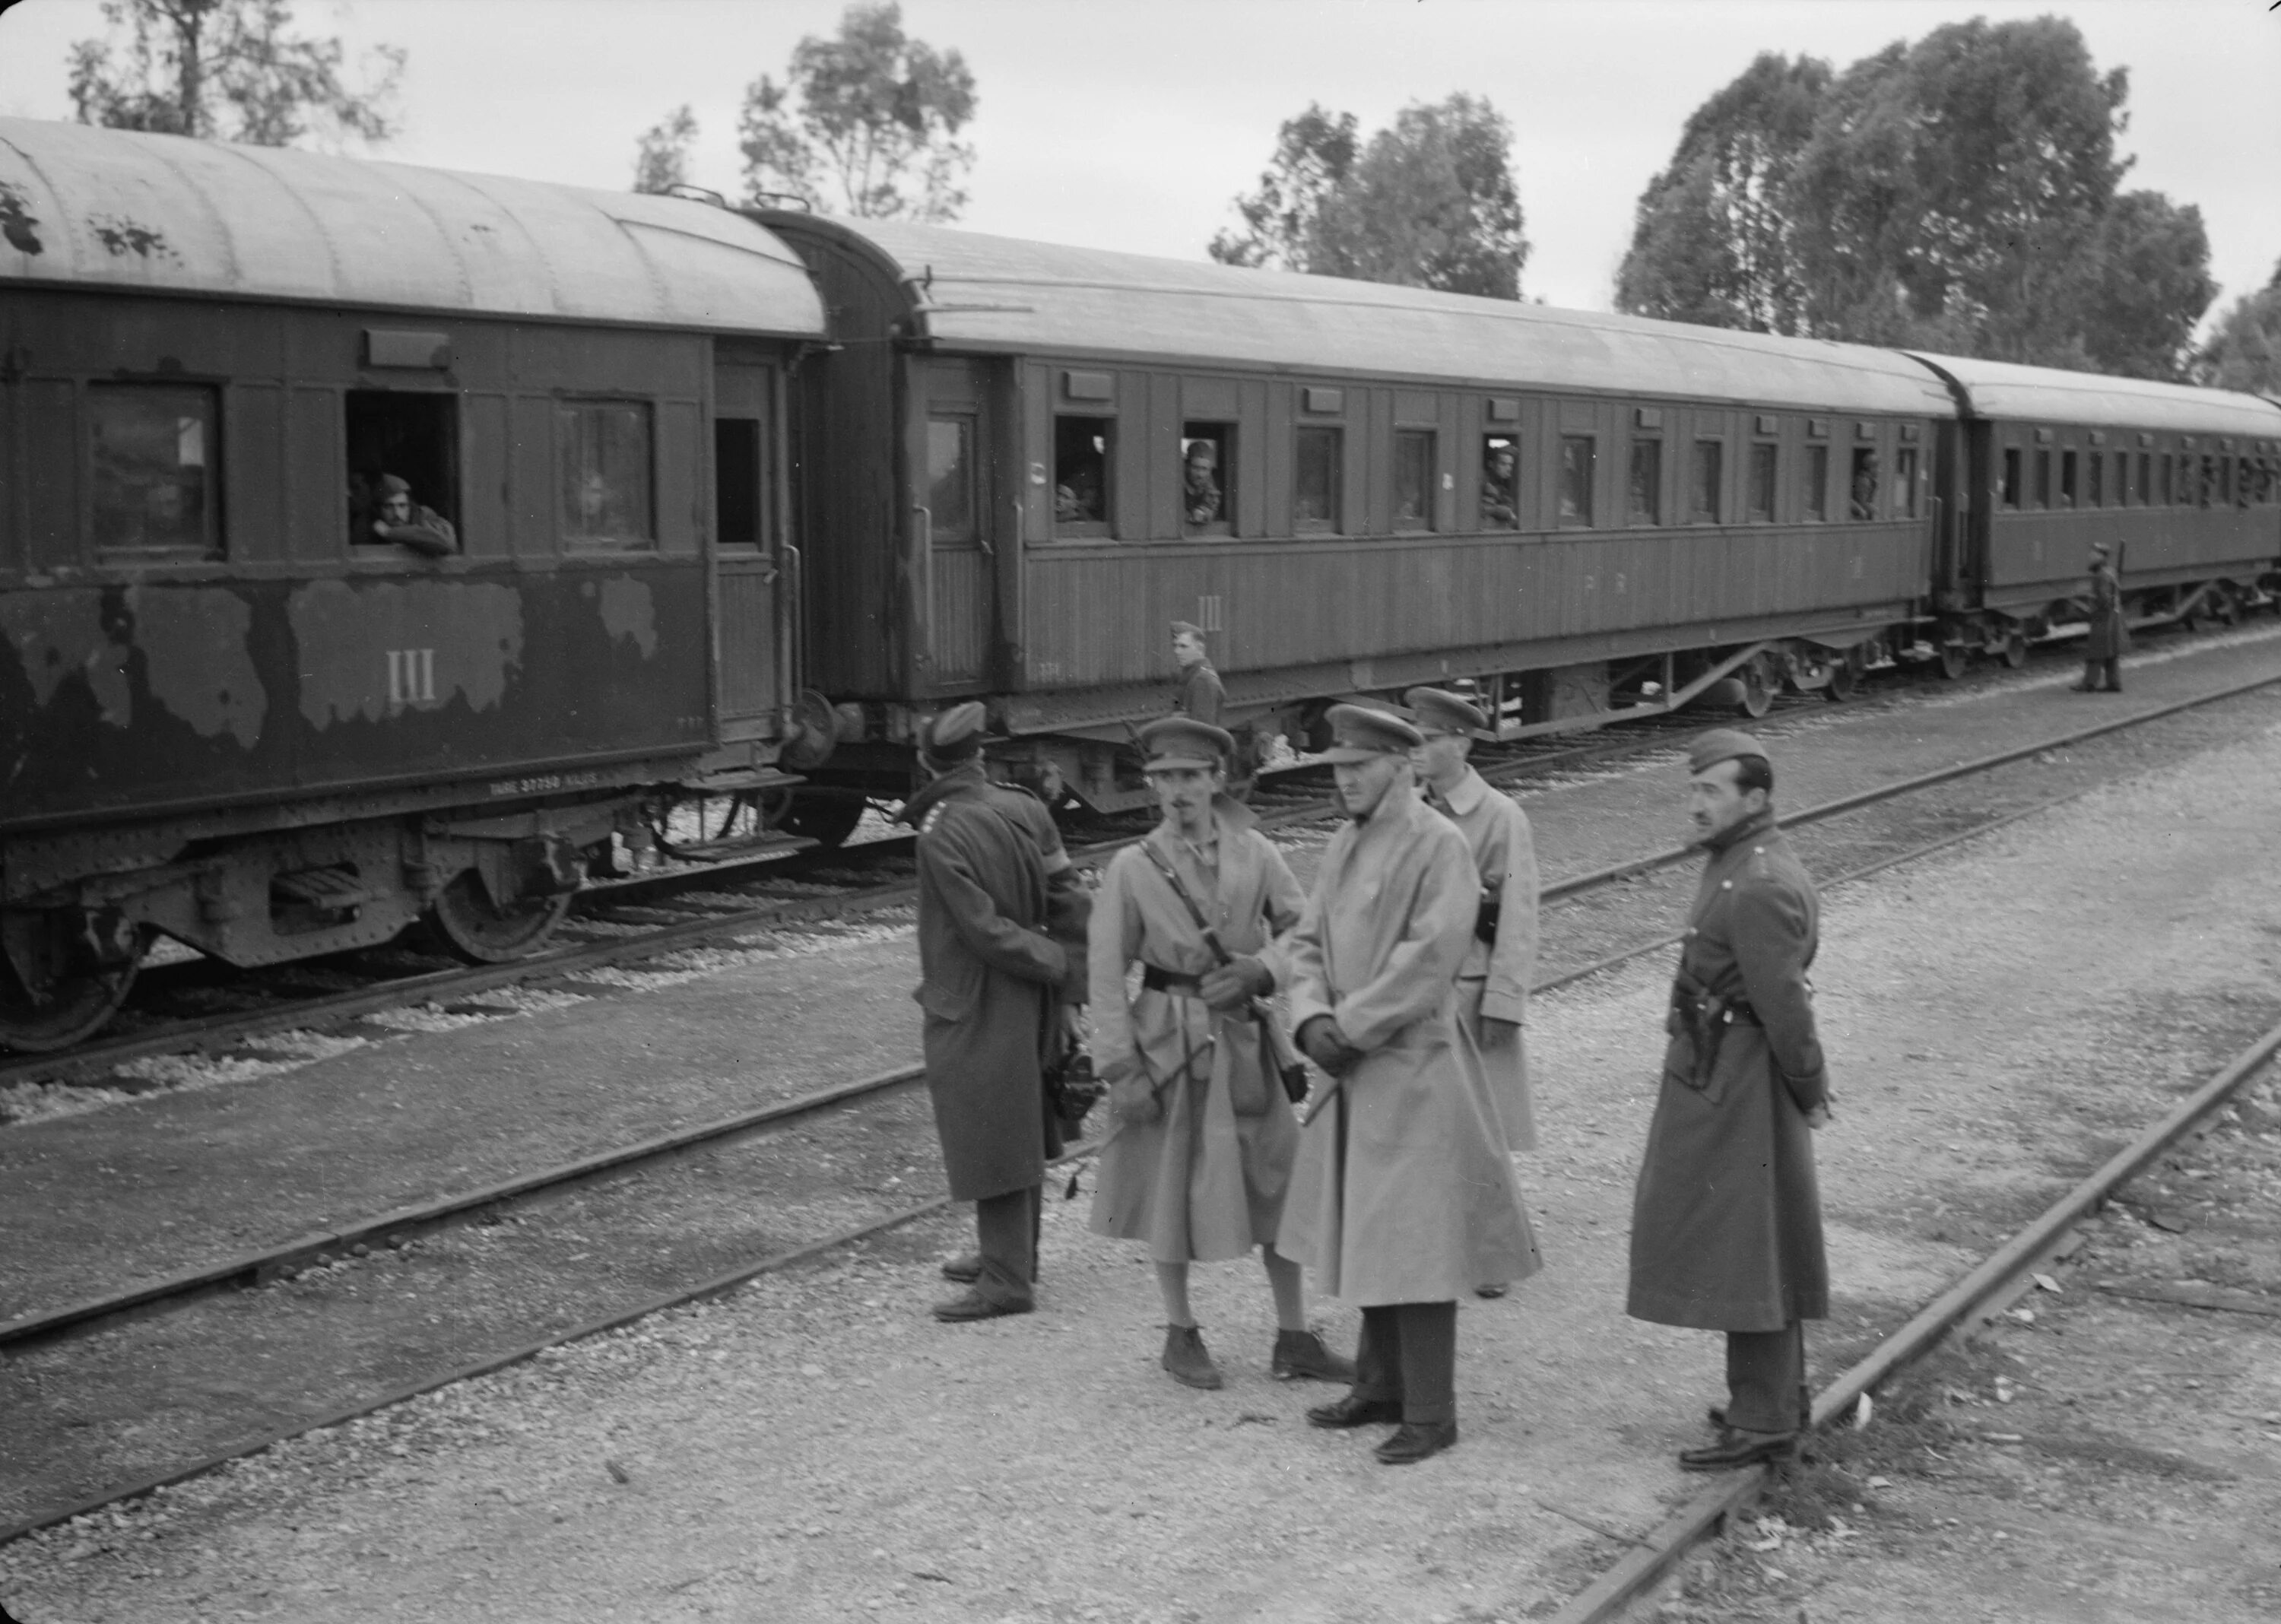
897, 626, 1832, 1473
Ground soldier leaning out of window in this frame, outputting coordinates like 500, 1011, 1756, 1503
373, 473, 456, 557
1481, 445, 1519, 528
1182, 440, 1223, 525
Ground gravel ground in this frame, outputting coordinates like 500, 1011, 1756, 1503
5, 663, 2281, 1619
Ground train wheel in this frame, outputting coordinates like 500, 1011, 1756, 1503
417, 871, 573, 964
1823, 655, 1858, 703
1737, 658, 1775, 718
0, 931, 141, 1053
2000, 631, 2029, 669
778, 792, 866, 849
1938, 642, 1969, 680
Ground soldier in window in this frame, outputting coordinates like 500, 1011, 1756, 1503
1182, 439, 1223, 526
1848, 453, 1880, 522
373, 473, 456, 557
1481, 442, 1519, 529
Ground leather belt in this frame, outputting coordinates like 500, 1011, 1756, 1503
1141, 964, 1204, 996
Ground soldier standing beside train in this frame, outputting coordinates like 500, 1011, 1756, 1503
1626, 729, 1832, 1470
899, 704, 1090, 1321
1169, 621, 1225, 727
1084, 716, 1354, 1391
1405, 687, 1542, 1300
2073, 544, 2130, 693
1277, 704, 1541, 1465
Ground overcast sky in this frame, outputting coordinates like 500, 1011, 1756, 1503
2, 0, 2275, 327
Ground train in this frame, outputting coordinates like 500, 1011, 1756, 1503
3, 116, 2277, 1051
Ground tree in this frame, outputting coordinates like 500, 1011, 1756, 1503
68, 0, 403, 147
1613, 52, 1829, 334
1210, 94, 1528, 300
633, 104, 700, 195
1616, 17, 2214, 377
737, 2, 976, 220
2200, 261, 2281, 395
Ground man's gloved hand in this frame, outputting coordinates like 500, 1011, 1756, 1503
1297, 1017, 1359, 1077
1105, 1064, 1160, 1126
1480, 1017, 1521, 1051
1198, 956, 1274, 1012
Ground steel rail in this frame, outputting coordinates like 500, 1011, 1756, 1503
1543, 1016, 2281, 1624
5, 693, 2276, 1548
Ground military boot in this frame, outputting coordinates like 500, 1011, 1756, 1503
1271, 1327, 1356, 1384
1161, 1323, 1223, 1390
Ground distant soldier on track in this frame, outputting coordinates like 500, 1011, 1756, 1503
1086, 715, 1352, 1391
899, 703, 1089, 1322
2073, 544, 2130, 693
1279, 703, 1540, 1465
1627, 729, 1831, 1470
1170, 621, 1225, 727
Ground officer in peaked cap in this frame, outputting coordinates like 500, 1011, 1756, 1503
896, 702, 1090, 1321
1626, 728, 1832, 1470
1275, 699, 1539, 1464
1405, 688, 1543, 1302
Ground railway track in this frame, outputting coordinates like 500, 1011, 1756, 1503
5, 651, 2279, 1547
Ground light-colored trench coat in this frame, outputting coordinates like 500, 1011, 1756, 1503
1275, 784, 1541, 1306
1429, 765, 1541, 1151
1088, 804, 1305, 1262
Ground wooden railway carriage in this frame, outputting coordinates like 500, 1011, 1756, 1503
761, 216, 1957, 814
0, 119, 825, 1048
1906, 354, 2281, 663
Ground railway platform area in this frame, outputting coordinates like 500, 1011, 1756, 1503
4, 630, 2281, 1621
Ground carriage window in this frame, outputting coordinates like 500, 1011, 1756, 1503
2137, 452, 2150, 504
2034, 449, 2051, 509
2001, 447, 2022, 509
1054, 416, 1112, 536
1895, 447, 1919, 519
1392, 430, 1436, 531
1746, 443, 1777, 522
347, 390, 459, 553
1558, 435, 1594, 528
2057, 450, 2076, 509
2238, 457, 2254, 509
557, 401, 653, 547
1691, 440, 1723, 524
1294, 426, 1342, 533
2086, 452, 2103, 507
1182, 421, 1232, 534
2200, 454, 2218, 507
90, 384, 219, 558
926, 416, 976, 541
1848, 447, 1879, 520
1480, 435, 1519, 529
2156, 453, 2172, 506
1804, 445, 1829, 522
715, 418, 762, 550
1627, 439, 1662, 525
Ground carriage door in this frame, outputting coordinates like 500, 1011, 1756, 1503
917, 360, 998, 693
712, 354, 783, 740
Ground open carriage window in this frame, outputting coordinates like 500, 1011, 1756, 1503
1392, 430, 1436, 531
1627, 439, 1662, 525
1848, 447, 1880, 520
1480, 435, 1519, 529
347, 390, 459, 554
2001, 447, 2022, 509
1804, 445, 1829, 522
90, 383, 220, 559
1294, 427, 1342, 534
1557, 436, 1594, 528
1746, 442, 1777, 522
1181, 422, 1232, 534
1691, 440, 1724, 524
1054, 416, 1112, 536
1894, 447, 1919, 519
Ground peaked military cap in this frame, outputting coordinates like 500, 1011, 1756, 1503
1686, 728, 1769, 775
1404, 687, 1489, 738
1320, 701, 1423, 763
1138, 715, 1233, 772
921, 700, 989, 763
1169, 620, 1205, 639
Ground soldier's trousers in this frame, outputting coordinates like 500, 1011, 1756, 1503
973, 1183, 1041, 1308
1724, 1321, 1806, 1435
1350, 1302, 1458, 1426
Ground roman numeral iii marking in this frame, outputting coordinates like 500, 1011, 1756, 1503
386, 648, 437, 706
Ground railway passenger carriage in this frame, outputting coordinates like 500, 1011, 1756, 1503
1909, 354, 2281, 665
762, 217, 1957, 813
0, 119, 826, 1048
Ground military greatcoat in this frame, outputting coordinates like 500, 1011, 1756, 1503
1087, 803, 1306, 1262
1176, 661, 1226, 727
1276, 784, 1540, 1305
2085, 561, 2132, 661
1627, 809, 1829, 1333
899, 764, 1075, 1204
1429, 765, 1542, 1151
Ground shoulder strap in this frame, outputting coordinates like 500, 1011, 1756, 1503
1137, 841, 1214, 937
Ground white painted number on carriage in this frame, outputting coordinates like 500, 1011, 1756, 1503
1197, 595, 1224, 633
387, 648, 437, 706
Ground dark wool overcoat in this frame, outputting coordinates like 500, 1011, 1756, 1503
1627, 810, 1829, 1333
2085, 563, 2132, 661
899, 766, 1077, 1204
